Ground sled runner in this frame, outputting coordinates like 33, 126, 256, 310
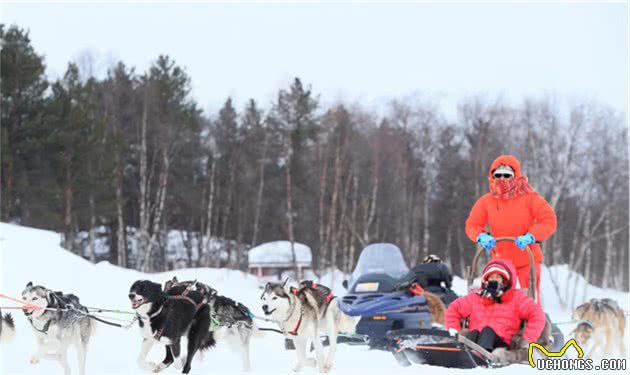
388, 328, 493, 368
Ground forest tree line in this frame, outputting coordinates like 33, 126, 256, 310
2, 25, 628, 293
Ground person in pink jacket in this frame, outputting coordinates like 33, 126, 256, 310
445, 259, 546, 352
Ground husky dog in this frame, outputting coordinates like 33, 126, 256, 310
408, 284, 447, 326
129, 280, 214, 374
571, 298, 626, 358
0, 307, 16, 343
164, 277, 257, 372
21, 282, 95, 375
260, 280, 356, 373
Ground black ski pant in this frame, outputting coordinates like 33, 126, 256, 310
466, 326, 509, 351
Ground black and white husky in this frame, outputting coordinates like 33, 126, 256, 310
128, 280, 214, 374
260, 280, 356, 373
0, 307, 15, 343
164, 277, 259, 372
21, 282, 95, 375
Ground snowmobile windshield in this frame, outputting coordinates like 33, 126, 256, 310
350, 243, 409, 284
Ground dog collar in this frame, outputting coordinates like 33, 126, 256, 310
149, 305, 164, 319
136, 305, 163, 320
576, 320, 594, 329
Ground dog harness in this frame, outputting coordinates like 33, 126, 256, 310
292, 281, 335, 306
284, 282, 335, 336
288, 309, 303, 336
576, 320, 594, 329
26, 292, 85, 335
28, 317, 52, 335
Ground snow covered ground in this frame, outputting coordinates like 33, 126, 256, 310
1, 223, 628, 374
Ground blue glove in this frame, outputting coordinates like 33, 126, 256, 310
515, 233, 535, 251
477, 233, 496, 252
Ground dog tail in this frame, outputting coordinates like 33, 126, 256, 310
423, 291, 446, 325
336, 300, 357, 335
0, 313, 15, 343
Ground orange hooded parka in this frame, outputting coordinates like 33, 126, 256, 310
465, 155, 557, 269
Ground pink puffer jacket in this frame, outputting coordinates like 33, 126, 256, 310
445, 260, 546, 344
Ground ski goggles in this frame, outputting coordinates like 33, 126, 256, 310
492, 173, 514, 179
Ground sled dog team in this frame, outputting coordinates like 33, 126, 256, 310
7, 277, 356, 375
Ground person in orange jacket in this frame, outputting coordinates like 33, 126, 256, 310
465, 155, 557, 303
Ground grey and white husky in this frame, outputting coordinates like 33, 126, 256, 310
260, 280, 356, 373
21, 282, 95, 375
164, 277, 258, 372
0, 307, 15, 343
571, 298, 626, 358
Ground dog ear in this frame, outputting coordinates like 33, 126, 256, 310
26, 281, 33, 288
46, 290, 54, 305
151, 280, 164, 292
283, 280, 294, 295
260, 283, 272, 299
282, 278, 295, 293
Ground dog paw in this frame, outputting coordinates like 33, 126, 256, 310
30, 356, 40, 364
491, 348, 511, 364
304, 358, 317, 367
291, 363, 303, 372
140, 361, 158, 372
321, 362, 333, 373
152, 363, 168, 373
173, 356, 186, 370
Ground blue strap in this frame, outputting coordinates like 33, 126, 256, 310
576, 319, 594, 329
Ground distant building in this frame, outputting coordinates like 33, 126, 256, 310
248, 241, 312, 281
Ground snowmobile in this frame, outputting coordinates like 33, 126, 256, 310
337, 243, 458, 349
387, 237, 566, 368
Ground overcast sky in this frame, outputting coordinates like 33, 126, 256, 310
1, 1, 627, 119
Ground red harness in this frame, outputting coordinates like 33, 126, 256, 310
292, 282, 335, 304
287, 282, 335, 336
288, 310, 303, 336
